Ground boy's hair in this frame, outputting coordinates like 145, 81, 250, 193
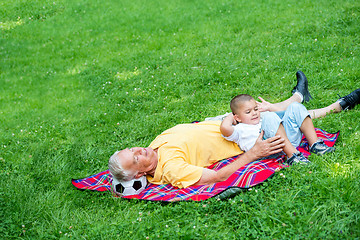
230, 94, 255, 114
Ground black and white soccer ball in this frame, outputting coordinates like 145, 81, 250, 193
112, 176, 147, 196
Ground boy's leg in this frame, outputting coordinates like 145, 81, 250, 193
261, 112, 310, 164
283, 102, 335, 155
298, 115, 335, 155
299, 116, 318, 146
275, 124, 298, 157
281, 102, 310, 148
261, 112, 298, 157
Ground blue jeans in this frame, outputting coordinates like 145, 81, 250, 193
261, 102, 310, 148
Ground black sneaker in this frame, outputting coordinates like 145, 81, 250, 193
310, 139, 335, 155
286, 151, 311, 165
338, 88, 360, 110
291, 71, 313, 103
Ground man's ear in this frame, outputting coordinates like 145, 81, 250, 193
134, 172, 145, 179
233, 114, 241, 123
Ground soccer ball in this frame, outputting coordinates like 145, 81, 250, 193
112, 176, 148, 196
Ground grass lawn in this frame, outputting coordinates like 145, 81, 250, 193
1, 0, 359, 238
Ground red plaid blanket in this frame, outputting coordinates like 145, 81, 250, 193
71, 129, 339, 201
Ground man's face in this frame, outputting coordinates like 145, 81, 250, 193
117, 147, 158, 178
234, 99, 261, 125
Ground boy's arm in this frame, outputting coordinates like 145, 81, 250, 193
220, 113, 236, 137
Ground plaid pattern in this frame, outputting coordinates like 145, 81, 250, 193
71, 129, 339, 202
298, 128, 339, 158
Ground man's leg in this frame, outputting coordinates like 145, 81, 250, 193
258, 94, 302, 112
258, 71, 311, 112
259, 96, 342, 118
260, 87, 359, 119
308, 102, 342, 119
308, 88, 360, 119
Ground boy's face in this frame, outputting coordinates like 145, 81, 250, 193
234, 99, 261, 125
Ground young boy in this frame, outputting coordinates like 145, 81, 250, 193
220, 94, 334, 165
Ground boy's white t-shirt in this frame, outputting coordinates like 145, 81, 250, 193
223, 121, 262, 152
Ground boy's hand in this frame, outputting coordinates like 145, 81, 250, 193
257, 97, 272, 112
230, 114, 237, 125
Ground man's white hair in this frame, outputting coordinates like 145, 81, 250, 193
108, 151, 136, 181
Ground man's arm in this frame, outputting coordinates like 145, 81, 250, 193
220, 113, 237, 137
194, 131, 285, 186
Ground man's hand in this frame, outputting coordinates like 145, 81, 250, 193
195, 131, 285, 186
257, 97, 273, 112
248, 131, 285, 159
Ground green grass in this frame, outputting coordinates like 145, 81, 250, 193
1, 0, 359, 238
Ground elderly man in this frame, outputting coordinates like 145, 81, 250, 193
110, 121, 285, 188
109, 72, 359, 188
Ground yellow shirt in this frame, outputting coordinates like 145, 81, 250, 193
148, 121, 243, 188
